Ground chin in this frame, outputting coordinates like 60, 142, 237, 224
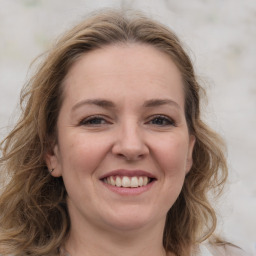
102, 207, 163, 232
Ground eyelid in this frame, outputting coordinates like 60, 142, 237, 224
146, 114, 176, 126
78, 114, 176, 127
78, 114, 112, 126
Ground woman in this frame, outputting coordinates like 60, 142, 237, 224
0, 9, 248, 256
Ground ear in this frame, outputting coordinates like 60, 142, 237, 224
45, 144, 63, 177
185, 135, 196, 174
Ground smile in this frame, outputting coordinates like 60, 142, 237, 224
103, 176, 151, 188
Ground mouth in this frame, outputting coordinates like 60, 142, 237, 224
102, 175, 154, 188
99, 169, 156, 190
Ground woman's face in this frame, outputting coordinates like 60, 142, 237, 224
46, 44, 195, 232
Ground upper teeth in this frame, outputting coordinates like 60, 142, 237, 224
103, 176, 150, 188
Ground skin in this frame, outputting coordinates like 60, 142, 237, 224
46, 43, 195, 256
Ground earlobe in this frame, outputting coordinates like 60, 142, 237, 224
186, 135, 196, 174
45, 145, 62, 177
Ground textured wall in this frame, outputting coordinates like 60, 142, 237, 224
0, 0, 255, 254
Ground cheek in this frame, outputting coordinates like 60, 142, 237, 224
59, 134, 111, 201
59, 133, 110, 177
156, 135, 190, 177
151, 137, 190, 215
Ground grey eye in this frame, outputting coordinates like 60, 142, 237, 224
149, 115, 175, 126
80, 116, 108, 126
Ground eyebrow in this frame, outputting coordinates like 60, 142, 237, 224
71, 98, 181, 112
72, 99, 115, 112
142, 99, 181, 110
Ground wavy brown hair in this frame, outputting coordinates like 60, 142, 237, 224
0, 9, 227, 256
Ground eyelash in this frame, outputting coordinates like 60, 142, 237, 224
147, 115, 176, 127
79, 115, 176, 127
79, 115, 110, 126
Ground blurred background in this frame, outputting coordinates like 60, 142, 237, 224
0, 0, 255, 254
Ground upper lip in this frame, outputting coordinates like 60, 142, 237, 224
99, 169, 156, 180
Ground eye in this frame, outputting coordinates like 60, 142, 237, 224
147, 115, 176, 126
79, 115, 110, 126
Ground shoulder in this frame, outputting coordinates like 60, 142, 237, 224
198, 242, 251, 256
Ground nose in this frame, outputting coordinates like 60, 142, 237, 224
112, 121, 149, 161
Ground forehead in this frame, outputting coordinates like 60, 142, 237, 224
62, 43, 185, 108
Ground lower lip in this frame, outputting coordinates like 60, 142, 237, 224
101, 180, 156, 196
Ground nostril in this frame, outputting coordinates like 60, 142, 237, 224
114, 152, 145, 161
111, 137, 149, 161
